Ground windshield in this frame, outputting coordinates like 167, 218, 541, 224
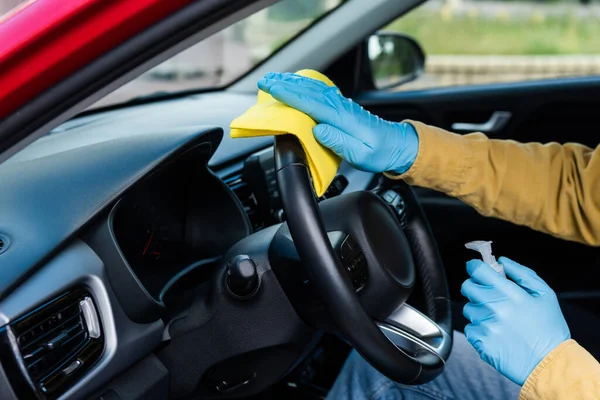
90, 0, 344, 109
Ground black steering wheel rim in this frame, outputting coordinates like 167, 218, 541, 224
274, 135, 452, 384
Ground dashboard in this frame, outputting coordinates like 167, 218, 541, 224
0, 123, 232, 399
0, 91, 377, 400
110, 143, 355, 303
111, 146, 249, 301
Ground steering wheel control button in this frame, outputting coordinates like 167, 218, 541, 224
340, 235, 356, 259
226, 255, 260, 299
382, 190, 398, 204
381, 189, 407, 220
339, 236, 369, 290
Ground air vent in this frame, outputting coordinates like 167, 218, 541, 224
320, 175, 348, 200
3, 289, 104, 399
224, 172, 263, 231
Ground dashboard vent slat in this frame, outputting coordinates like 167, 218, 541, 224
4, 289, 105, 399
16, 301, 87, 382
224, 172, 262, 231
18, 303, 81, 351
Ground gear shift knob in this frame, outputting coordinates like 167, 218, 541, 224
226, 255, 259, 299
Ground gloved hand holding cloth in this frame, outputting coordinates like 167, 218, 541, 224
257, 72, 419, 175
230, 70, 341, 197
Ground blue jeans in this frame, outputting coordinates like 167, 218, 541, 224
327, 332, 520, 400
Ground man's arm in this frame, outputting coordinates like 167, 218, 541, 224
519, 340, 600, 400
257, 72, 599, 246
390, 121, 600, 246
257, 72, 600, 398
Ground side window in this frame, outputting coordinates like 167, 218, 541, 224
386, 0, 600, 90
1, 1, 29, 17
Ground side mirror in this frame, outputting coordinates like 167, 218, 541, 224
367, 32, 426, 90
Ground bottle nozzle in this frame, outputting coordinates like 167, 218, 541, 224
465, 240, 505, 276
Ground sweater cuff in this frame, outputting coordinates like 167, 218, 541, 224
383, 120, 425, 181
519, 340, 576, 400
383, 120, 472, 196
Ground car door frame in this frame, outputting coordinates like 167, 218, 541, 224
0, 0, 277, 163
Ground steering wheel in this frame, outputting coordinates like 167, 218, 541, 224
274, 135, 453, 384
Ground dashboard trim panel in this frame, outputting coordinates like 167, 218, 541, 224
0, 239, 164, 400
0, 126, 222, 300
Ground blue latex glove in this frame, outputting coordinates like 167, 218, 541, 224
461, 257, 571, 385
257, 72, 419, 174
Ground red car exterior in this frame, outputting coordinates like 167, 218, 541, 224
0, 0, 194, 118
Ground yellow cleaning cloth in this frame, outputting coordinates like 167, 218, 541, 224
230, 69, 341, 197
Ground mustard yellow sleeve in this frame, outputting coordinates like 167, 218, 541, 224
519, 340, 600, 400
387, 121, 600, 246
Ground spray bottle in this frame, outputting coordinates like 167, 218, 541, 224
465, 240, 505, 277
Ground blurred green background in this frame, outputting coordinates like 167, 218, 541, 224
386, 3, 600, 55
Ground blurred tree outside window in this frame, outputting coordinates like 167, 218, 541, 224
268, 0, 327, 20
90, 0, 344, 108
0, 0, 25, 17
385, 0, 600, 91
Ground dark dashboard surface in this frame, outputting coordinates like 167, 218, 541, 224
42, 92, 269, 168
0, 125, 223, 301
111, 144, 250, 301
0, 88, 377, 301
0, 90, 271, 301
0, 89, 380, 399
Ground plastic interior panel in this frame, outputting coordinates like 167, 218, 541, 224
0, 239, 164, 400
0, 125, 222, 300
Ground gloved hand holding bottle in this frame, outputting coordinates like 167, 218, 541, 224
258, 72, 419, 174
461, 256, 571, 385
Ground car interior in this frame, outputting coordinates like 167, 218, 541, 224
0, 0, 598, 399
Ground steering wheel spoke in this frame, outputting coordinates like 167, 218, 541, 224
378, 304, 452, 365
